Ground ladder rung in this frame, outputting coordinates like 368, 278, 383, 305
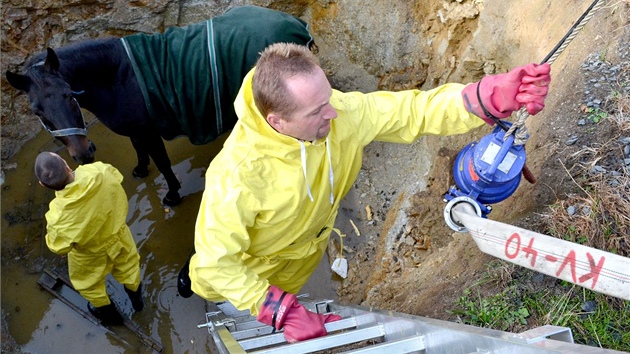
233, 316, 362, 345
230, 319, 269, 332
249, 325, 386, 353
231, 314, 354, 339
343, 335, 426, 354
240, 331, 286, 350
231, 325, 274, 340
325, 316, 359, 331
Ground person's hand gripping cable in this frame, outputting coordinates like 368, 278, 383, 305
462, 63, 551, 125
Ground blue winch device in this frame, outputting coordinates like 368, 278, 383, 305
443, 122, 528, 232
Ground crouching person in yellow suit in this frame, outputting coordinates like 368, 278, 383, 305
35, 152, 143, 325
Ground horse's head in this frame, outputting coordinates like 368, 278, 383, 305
6, 48, 96, 164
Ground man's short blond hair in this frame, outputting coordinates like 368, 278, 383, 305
252, 42, 320, 119
35, 152, 71, 190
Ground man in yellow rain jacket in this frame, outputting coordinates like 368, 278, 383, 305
35, 152, 144, 325
183, 43, 551, 342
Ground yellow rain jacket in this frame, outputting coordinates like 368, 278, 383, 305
190, 68, 485, 315
45, 162, 140, 307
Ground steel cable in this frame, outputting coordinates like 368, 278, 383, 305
506, 0, 605, 145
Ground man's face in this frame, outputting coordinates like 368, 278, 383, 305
271, 68, 337, 142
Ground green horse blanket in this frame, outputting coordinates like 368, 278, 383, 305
121, 5, 313, 144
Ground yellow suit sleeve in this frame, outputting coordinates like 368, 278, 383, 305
332, 83, 486, 145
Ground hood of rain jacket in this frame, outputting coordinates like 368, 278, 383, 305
45, 162, 129, 255
190, 68, 486, 315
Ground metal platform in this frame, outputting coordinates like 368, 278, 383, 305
198, 296, 624, 354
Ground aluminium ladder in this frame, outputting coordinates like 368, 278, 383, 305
198, 295, 624, 354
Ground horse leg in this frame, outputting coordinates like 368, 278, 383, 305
143, 134, 182, 206
130, 137, 151, 178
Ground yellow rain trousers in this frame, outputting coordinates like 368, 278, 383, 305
189, 68, 486, 315
45, 162, 140, 307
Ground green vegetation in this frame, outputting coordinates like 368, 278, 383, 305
450, 264, 630, 351
450, 286, 529, 331
585, 107, 608, 123
530, 287, 630, 350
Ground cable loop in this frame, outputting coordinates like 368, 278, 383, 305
505, 108, 530, 146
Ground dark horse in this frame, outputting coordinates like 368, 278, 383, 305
6, 6, 315, 205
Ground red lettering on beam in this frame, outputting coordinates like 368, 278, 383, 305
545, 255, 558, 262
556, 250, 577, 283
505, 233, 520, 259
522, 237, 538, 267
578, 252, 605, 289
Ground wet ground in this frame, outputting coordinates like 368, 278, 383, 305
1, 120, 341, 353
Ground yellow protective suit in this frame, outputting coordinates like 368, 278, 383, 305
189, 68, 486, 315
45, 162, 140, 307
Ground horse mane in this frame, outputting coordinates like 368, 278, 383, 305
25, 37, 122, 71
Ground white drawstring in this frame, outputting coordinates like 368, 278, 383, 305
299, 141, 314, 202
326, 137, 334, 204
299, 138, 335, 204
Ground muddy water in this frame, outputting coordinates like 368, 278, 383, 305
1, 121, 340, 353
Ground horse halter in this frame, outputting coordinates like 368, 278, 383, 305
30, 61, 89, 138
39, 96, 89, 138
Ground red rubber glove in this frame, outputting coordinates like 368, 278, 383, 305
462, 63, 551, 125
256, 285, 342, 343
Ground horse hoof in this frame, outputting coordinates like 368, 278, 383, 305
132, 167, 150, 179
163, 194, 183, 207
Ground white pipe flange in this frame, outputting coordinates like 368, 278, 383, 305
443, 196, 483, 232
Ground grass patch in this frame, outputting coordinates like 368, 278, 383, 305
527, 288, 630, 350
451, 265, 630, 351
542, 177, 630, 257
450, 271, 530, 332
